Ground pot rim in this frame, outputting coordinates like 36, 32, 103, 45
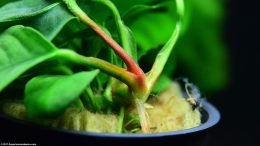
1, 99, 219, 138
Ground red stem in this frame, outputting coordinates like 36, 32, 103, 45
64, 0, 147, 98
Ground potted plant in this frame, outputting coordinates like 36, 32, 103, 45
0, 0, 223, 145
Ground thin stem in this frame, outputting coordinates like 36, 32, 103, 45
93, 0, 136, 61
85, 87, 95, 108
117, 107, 125, 133
57, 49, 136, 89
73, 98, 84, 109
63, 0, 141, 74
57, 49, 150, 132
147, 0, 184, 98
63, 0, 148, 103
147, 23, 181, 89
135, 98, 150, 133
54, 65, 74, 75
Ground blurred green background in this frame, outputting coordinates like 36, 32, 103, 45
174, 0, 229, 94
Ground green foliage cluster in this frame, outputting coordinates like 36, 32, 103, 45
0, 0, 228, 132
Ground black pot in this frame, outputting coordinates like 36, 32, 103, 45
0, 100, 219, 146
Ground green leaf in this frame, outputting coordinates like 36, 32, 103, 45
0, 0, 59, 23
0, 25, 58, 92
53, 19, 87, 48
0, 0, 11, 7
25, 70, 99, 118
28, 3, 77, 40
122, 27, 138, 62
92, 0, 137, 62
92, 94, 114, 111
111, 0, 151, 14
77, 0, 111, 24
125, 2, 177, 58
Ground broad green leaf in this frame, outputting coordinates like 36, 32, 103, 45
111, 0, 152, 14
25, 70, 99, 118
125, 2, 177, 58
0, 0, 59, 23
0, 25, 58, 92
28, 3, 77, 40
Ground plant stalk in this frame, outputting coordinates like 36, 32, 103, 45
147, 23, 181, 90
57, 49, 136, 89
135, 98, 150, 133
93, 0, 136, 61
63, 0, 142, 75
58, 49, 150, 133
63, 0, 148, 100
117, 107, 125, 133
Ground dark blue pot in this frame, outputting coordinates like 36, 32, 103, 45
0, 100, 220, 146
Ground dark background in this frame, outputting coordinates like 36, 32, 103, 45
208, 0, 259, 146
